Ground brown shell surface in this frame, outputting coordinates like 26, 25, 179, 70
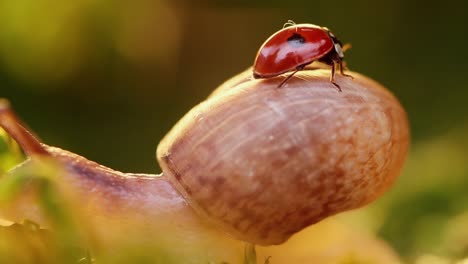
157, 68, 409, 245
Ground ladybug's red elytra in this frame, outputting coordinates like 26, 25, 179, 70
253, 21, 352, 91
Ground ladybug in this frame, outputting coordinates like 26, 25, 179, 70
253, 21, 352, 91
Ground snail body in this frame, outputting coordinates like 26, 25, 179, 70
0, 68, 409, 247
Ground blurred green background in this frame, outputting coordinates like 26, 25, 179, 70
1, 0, 468, 262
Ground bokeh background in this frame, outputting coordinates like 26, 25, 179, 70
1, 0, 468, 262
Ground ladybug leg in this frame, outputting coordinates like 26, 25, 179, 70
339, 61, 354, 79
341, 60, 349, 70
283, 20, 297, 28
278, 65, 305, 88
330, 62, 342, 92
278, 70, 298, 88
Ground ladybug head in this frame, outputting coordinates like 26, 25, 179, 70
325, 30, 345, 59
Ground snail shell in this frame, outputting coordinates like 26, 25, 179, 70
157, 68, 409, 245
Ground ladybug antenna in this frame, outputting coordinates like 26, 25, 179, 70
342, 43, 352, 52
283, 20, 296, 29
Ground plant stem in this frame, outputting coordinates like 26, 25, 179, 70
244, 243, 257, 264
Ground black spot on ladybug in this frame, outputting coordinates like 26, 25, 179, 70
287, 33, 306, 47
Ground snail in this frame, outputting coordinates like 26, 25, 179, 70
0, 65, 409, 249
